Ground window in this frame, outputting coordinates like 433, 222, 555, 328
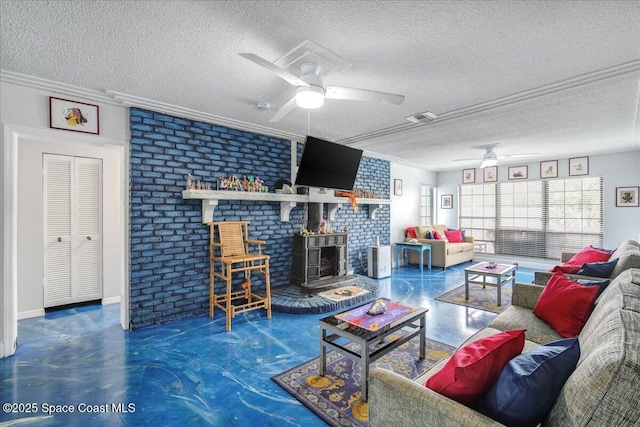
546, 176, 603, 258
419, 185, 435, 226
459, 176, 603, 260
496, 181, 544, 257
459, 184, 496, 253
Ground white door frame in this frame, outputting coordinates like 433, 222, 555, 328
1, 124, 129, 358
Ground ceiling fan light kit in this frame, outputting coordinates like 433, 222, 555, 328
296, 86, 324, 109
480, 157, 498, 169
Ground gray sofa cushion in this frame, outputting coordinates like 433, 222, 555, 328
547, 309, 640, 426
545, 270, 640, 425
609, 249, 640, 279
489, 305, 563, 345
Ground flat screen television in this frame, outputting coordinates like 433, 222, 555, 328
294, 136, 363, 191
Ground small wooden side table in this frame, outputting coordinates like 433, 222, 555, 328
395, 243, 432, 273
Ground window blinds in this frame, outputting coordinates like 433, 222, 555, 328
458, 176, 603, 260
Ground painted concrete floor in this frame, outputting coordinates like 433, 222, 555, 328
0, 264, 535, 426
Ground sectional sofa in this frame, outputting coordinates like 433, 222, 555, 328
369, 267, 640, 426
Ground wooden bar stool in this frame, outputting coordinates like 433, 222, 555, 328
208, 221, 271, 331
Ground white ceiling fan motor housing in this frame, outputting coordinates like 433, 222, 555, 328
296, 63, 325, 109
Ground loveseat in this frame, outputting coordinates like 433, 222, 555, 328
369, 268, 640, 426
534, 240, 640, 286
404, 224, 474, 269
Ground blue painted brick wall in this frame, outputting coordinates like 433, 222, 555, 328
129, 109, 389, 329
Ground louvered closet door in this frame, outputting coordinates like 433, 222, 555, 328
44, 155, 73, 305
43, 154, 103, 307
74, 158, 103, 300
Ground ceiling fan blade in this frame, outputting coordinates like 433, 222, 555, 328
453, 157, 483, 162
269, 96, 298, 123
324, 86, 405, 105
498, 153, 539, 159
239, 53, 310, 87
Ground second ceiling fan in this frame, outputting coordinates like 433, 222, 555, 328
239, 53, 405, 122
453, 144, 538, 168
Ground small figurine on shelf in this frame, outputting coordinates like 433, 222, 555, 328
186, 173, 193, 190
218, 177, 227, 190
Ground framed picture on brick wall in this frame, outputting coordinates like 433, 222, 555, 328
49, 97, 100, 135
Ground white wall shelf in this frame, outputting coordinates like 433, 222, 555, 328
182, 189, 390, 223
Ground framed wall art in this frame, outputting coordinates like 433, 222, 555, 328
569, 156, 589, 176
508, 165, 528, 180
616, 186, 639, 207
483, 166, 497, 183
540, 160, 558, 179
441, 194, 453, 209
462, 168, 476, 184
394, 179, 403, 196
49, 97, 100, 135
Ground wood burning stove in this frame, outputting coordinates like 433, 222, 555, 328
293, 232, 348, 288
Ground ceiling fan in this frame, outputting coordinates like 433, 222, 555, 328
453, 144, 538, 168
239, 53, 405, 122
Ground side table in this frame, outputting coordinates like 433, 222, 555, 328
395, 243, 432, 273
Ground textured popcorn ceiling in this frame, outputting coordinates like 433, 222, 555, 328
1, 0, 639, 170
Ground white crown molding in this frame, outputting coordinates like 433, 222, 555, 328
2, 70, 455, 170
0, 70, 119, 105
0, 69, 305, 144
339, 60, 640, 145
104, 90, 304, 143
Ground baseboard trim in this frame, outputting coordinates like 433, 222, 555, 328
18, 309, 45, 320
101, 296, 121, 305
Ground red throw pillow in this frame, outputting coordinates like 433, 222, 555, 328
533, 272, 599, 338
405, 227, 417, 238
565, 246, 611, 266
424, 330, 525, 405
444, 229, 464, 243
432, 230, 443, 240
548, 263, 581, 274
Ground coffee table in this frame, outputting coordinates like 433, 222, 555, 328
319, 302, 428, 401
464, 262, 516, 306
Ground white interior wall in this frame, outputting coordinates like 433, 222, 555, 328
435, 151, 640, 249
389, 163, 436, 265
1, 82, 128, 357
17, 138, 124, 317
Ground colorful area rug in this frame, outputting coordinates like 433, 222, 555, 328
435, 283, 513, 314
272, 333, 454, 427
316, 285, 369, 302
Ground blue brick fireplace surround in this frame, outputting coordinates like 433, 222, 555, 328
129, 108, 390, 329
